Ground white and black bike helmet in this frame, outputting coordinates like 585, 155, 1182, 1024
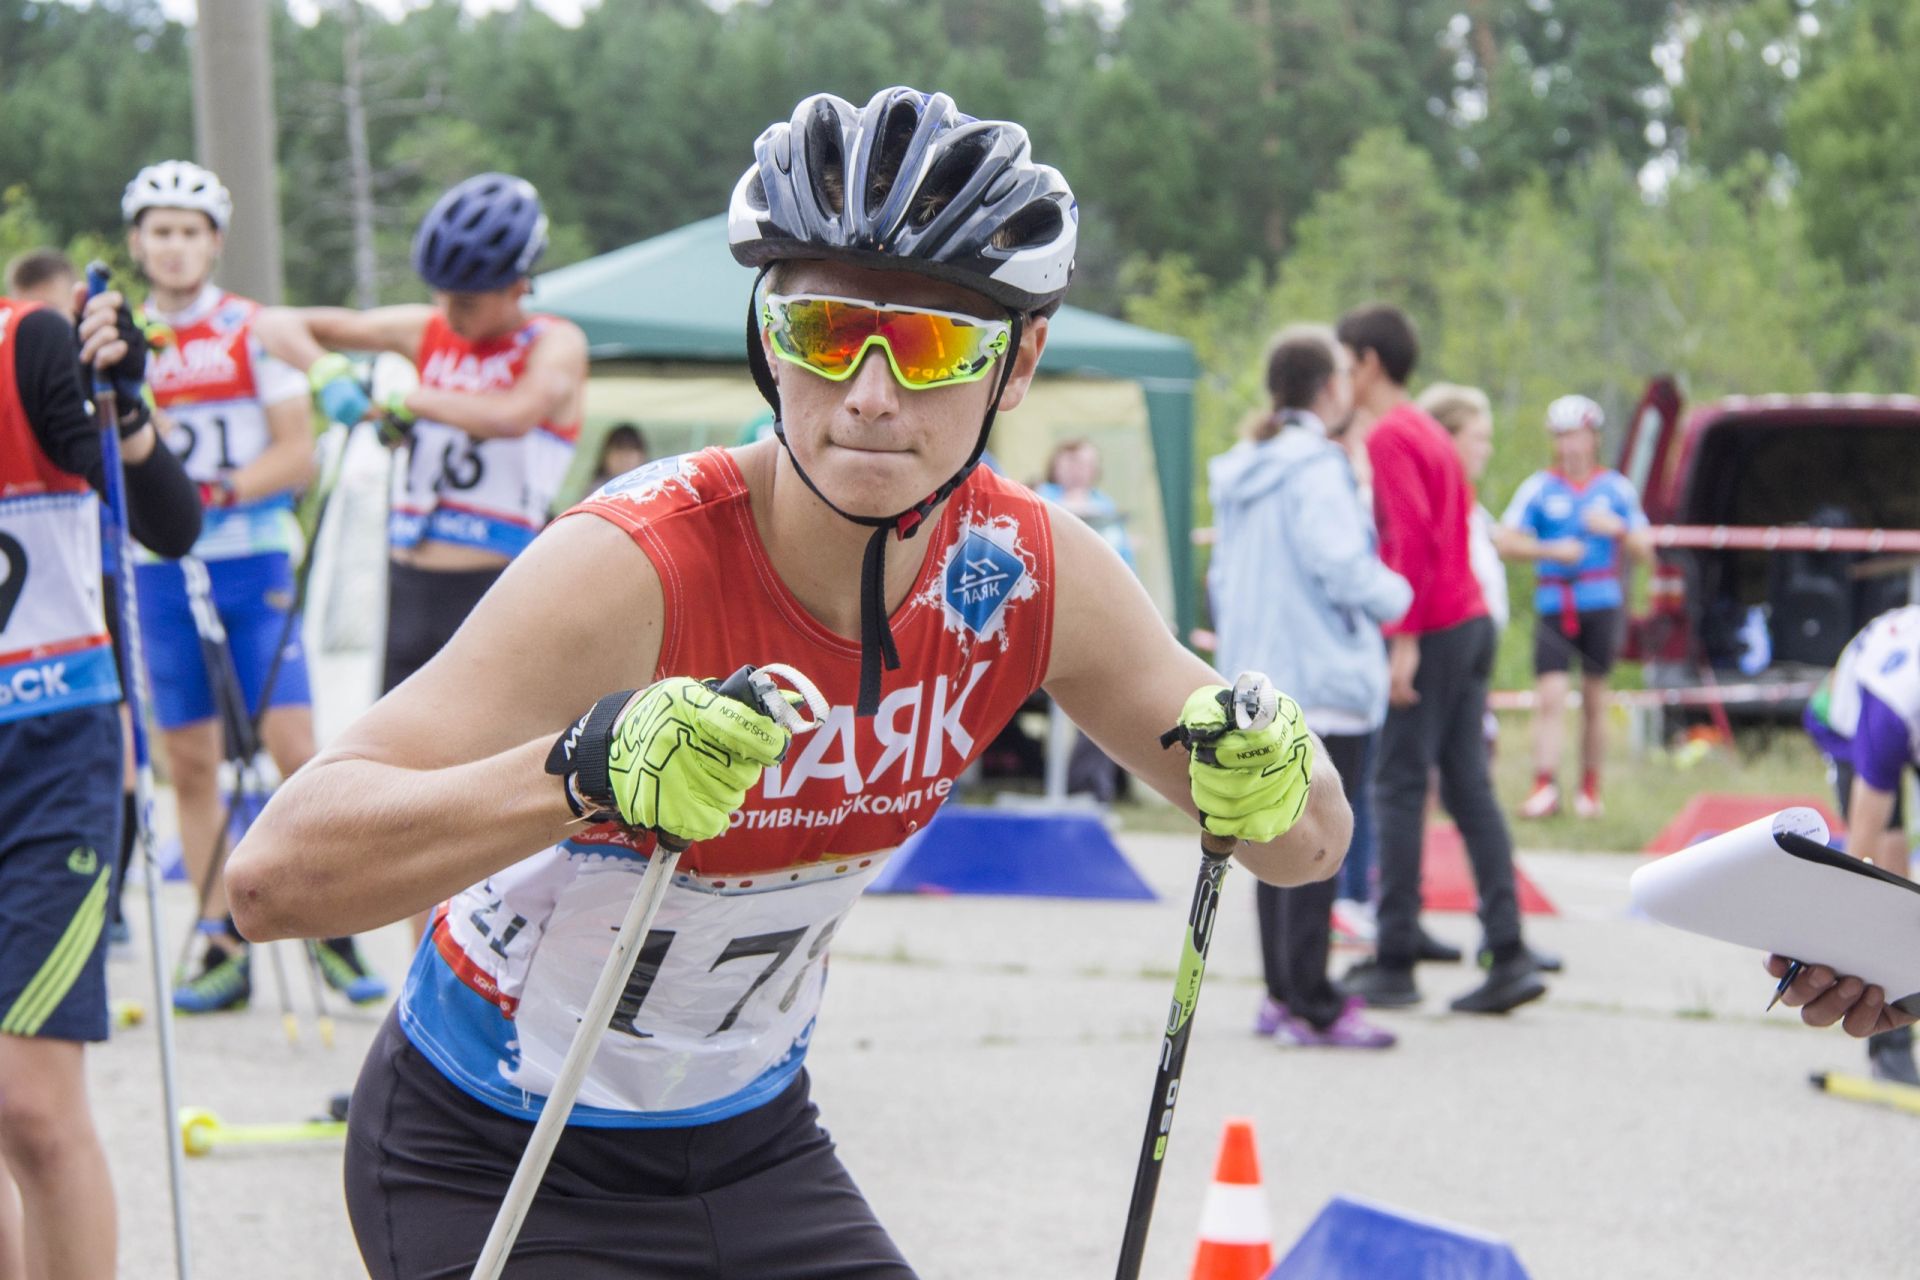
123, 160, 233, 232
727, 87, 1078, 715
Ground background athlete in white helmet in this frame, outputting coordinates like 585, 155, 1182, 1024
1496, 393, 1653, 820
121, 161, 388, 1012
228, 88, 1349, 1277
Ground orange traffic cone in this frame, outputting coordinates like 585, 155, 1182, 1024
1189, 1117, 1274, 1280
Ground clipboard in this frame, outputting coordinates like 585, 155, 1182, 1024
1628, 807, 1920, 1016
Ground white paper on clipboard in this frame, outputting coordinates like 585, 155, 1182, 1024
1629, 807, 1920, 1015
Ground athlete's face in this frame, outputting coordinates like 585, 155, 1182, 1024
437, 280, 529, 342
765, 261, 1047, 519
129, 208, 220, 294
1453, 411, 1494, 482
1553, 424, 1598, 473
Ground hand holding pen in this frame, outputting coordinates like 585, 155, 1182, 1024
1765, 954, 1917, 1037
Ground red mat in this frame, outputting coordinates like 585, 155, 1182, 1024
1642, 792, 1844, 856
1421, 823, 1557, 916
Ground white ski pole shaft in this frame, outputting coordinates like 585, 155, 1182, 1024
468, 662, 824, 1279
467, 839, 684, 1280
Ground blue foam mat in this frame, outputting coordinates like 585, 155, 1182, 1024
867, 806, 1156, 900
1269, 1195, 1531, 1280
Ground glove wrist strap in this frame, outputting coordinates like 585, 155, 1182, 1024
545, 689, 636, 822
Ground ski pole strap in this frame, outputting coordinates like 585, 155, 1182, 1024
544, 689, 635, 824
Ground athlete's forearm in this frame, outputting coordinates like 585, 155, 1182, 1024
226, 429, 316, 503
1232, 739, 1351, 887
227, 737, 576, 941
403, 385, 543, 440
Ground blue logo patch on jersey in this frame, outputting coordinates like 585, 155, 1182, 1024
944, 531, 1026, 636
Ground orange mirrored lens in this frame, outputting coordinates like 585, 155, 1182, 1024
766, 295, 1008, 387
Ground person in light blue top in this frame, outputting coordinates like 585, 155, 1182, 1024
1209, 324, 1410, 1049
1035, 437, 1133, 569
1498, 393, 1652, 821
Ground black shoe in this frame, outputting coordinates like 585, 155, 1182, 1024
1450, 954, 1547, 1015
1869, 1028, 1920, 1086
1478, 944, 1563, 974
1340, 960, 1421, 1009
1416, 929, 1463, 965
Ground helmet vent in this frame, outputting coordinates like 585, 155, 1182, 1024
805, 101, 847, 216
991, 199, 1062, 251
910, 132, 991, 229
744, 170, 768, 212
867, 97, 922, 210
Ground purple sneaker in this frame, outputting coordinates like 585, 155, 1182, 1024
1253, 996, 1289, 1037
1274, 997, 1397, 1050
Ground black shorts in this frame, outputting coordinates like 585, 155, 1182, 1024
1533, 607, 1621, 677
0, 704, 120, 1042
382, 562, 505, 694
344, 1013, 917, 1280
1831, 758, 1906, 830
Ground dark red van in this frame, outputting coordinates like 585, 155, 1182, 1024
1620, 379, 1920, 710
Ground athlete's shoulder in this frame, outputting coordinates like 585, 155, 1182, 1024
575, 448, 742, 533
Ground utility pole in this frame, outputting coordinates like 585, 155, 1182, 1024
191, 0, 284, 303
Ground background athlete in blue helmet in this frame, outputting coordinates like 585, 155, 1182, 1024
255, 174, 589, 931
230, 88, 1348, 1278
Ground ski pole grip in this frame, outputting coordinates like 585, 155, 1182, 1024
85, 260, 111, 300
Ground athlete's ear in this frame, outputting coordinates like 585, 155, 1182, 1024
994, 314, 1048, 414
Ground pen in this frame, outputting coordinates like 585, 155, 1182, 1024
1767, 959, 1805, 1012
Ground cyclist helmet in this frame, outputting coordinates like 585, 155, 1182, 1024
123, 161, 233, 232
411, 173, 549, 293
1546, 394, 1605, 434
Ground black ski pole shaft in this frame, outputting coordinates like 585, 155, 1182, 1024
1114, 832, 1235, 1280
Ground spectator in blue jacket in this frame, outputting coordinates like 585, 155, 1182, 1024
1209, 325, 1410, 1048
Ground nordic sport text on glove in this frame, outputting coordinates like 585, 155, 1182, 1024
1170, 681, 1314, 844
546, 674, 795, 846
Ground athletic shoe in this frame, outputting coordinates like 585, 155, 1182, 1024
1573, 788, 1604, 820
1450, 953, 1547, 1015
1869, 1028, 1920, 1086
1477, 944, 1564, 974
1274, 997, 1397, 1049
174, 948, 251, 1014
1416, 929, 1464, 964
310, 938, 389, 1005
1339, 960, 1420, 1009
1253, 996, 1289, 1037
1519, 780, 1561, 820
1331, 898, 1377, 946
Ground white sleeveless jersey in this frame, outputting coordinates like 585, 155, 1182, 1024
1821, 606, 1920, 761
142, 287, 306, 561
0, 300, 119, 724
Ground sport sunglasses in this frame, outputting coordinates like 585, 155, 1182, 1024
761, 292, 1013, 390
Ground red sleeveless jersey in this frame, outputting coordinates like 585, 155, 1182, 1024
564, 446, 1056, 875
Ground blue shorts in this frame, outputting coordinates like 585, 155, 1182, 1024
0, 704, 120, 1042
134, 553, 312, 731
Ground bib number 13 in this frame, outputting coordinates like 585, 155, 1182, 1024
608, 912, 846, 1041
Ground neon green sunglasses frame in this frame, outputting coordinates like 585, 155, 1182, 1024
761, 292, 1014, 390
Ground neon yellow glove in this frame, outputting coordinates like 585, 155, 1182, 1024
1174, 683, 1313, 843
547, 676, 793, 846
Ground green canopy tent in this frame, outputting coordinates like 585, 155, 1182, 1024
533, 215, 1201, 636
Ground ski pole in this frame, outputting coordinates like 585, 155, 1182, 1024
87, 261, 193, 1280
469, 663, 825, 1280
1115, 672, 1279, 1280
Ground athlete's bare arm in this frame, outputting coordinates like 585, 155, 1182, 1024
1041, 510, 1351, 886
404, 319, 589, 440
227, 514, 661, 940
215, 393, 316, 501
251, 303, 435, 371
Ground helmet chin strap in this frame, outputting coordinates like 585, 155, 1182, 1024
743, 267, 1023, 716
